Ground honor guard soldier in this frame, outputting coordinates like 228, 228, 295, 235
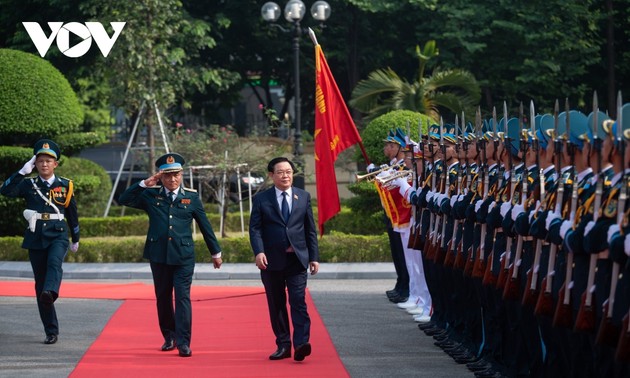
119, 152, 222, 357
0, 139, 79, 345
380, 128, 411, 304
390, 138, 433, 322
580, 102, 630, 377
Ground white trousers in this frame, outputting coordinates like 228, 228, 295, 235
398, 226, 432, 313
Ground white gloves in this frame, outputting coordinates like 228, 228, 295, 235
70, 242, 79, 253
584, 220, 595, 237
607, 224, 620, 244
625, 234, 630, 257
545, 211, 561, 230
366, 163, 376, 172
512, 204, 524, 221
559, 220, 573, 240
450, 194, 458, 208
500, 202, 511, 217
395, 178, 411, 198
488, 201, 496, 212
19, 155, 36, 175
474, 200, 483, 213
427, 191, 434, 202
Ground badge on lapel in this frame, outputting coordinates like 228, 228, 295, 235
293, 194, 298, 200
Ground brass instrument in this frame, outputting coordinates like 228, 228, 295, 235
355, 163, 404, 182
376, 170, 412, 189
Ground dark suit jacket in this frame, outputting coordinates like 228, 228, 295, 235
1, 172, 79, 249
119, 182, 221, 265
249, 186, 318, 271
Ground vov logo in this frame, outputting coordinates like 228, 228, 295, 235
22, 22, 126, 58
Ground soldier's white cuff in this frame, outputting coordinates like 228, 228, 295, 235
584, 220, 595, 236
607, 224, 620, 244
559, 220, 572, 240
212, 252, 222, 259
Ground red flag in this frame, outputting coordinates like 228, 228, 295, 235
314, 43, 365, 236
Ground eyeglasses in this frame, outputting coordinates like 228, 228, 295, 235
274, 170, 293, 177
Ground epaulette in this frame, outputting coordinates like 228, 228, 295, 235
58, 176, 72, 183
183, 187, 198, 193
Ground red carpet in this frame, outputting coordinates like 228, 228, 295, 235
0, 281, 349, 377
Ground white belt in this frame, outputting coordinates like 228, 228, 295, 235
35, 213, 64, 220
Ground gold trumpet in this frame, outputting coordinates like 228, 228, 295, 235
376, 170, 413, 189
355, 163, 404, 182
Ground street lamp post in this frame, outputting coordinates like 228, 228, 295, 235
261, 0, 331, 189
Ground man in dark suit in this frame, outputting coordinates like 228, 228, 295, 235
0, 139, 80, 345
249, 157, 319, 362
118, 153, 222, 358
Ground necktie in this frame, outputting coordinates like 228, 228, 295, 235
167, 191, 174, 202
281, 192, 290, 223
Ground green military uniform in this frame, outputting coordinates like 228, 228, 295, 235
118, 152, 221, 356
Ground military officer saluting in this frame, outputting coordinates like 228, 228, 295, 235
0, 139, 80, 345
118, 152, 222, 357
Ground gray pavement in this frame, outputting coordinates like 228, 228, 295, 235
0, 263, 473, 377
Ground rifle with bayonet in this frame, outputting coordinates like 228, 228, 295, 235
455, 113, 471, 271
423, 124, 438, 260
524, 100, 546, 311
483, 107, 501, 288
573, 96, 603, 333
597, 91, 624, 346
552, 99, 574, 328
407, 120, 420, 249
446, 116, 463, 269
435, 118, 450, 265
466, 108, 484, 277
504, 102, 528, 300
411, 119, 425, 250
497, 102, 517, 291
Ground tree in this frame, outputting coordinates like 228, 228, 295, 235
80, 0, 240, 168
349, 40, 481, 123
0, 49, 84, 145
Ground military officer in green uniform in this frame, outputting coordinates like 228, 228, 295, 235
0, 139, 79, 345
118, 153, 222, 357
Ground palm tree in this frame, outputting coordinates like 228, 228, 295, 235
349, 41, 480, 123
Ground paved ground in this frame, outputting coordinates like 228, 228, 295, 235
0, 263, 473, 377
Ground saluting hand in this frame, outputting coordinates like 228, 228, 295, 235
143, 171, 163, 187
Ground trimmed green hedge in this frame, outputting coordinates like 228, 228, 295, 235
0, 49, 83, 144
0, 232, 391, 263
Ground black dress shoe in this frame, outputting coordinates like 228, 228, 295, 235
475, 368, 503, 378
417, 321, 435, 330
269, 346, 291, 360
453, 354, 478, 364
161, 339, 176, 351
468, 361, 493, 372
467, 359, 490, 370
40, 290, 54, 304
178, 345, 192, 357
386, 289, 398, 298
44, 334, 58, 344
294, 343, 311, 362
389, 295, 409, 304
